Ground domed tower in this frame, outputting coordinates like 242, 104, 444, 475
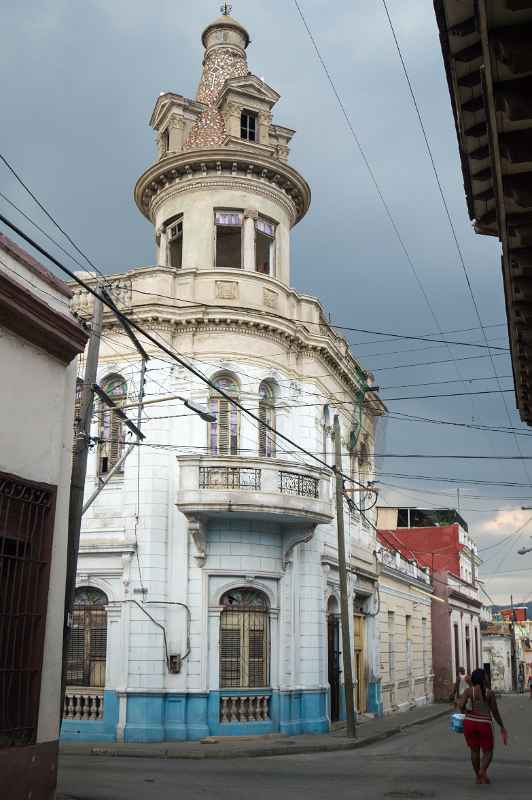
134, 6, 310, 288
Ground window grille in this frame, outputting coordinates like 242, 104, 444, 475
97, 374, 127, 476
219, 589, 269, 688
65, 587, 108, 688
258, 381, 276, 458
209, 375, 240, 455
240, 111, 257, 142
0, 473, 55, 747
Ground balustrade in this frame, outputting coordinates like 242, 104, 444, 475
219, 694, 270, 723
63, 689, 104, 721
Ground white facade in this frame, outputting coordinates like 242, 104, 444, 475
482, 632, 513, 692
376, 543, 434, 715
0, 235, 87, 797
62, 12, 385, 743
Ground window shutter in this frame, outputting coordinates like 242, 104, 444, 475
258, 402, 267, 457
109, 410, 122, 468
218, 399, 230, 454
247, 623, 266, 687
220, 625, 241, 687
66, 610, 86, 685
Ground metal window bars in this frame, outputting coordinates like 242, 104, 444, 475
0, 473, 55, 747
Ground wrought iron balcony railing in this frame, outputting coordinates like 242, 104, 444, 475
279, 470, 319, 499
199, 466, 261, 491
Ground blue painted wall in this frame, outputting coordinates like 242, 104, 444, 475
61, 690, 119, 742
61, 689, 330, 742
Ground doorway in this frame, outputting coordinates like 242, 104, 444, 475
327, 597, 340, 722
354, 614, 366, 713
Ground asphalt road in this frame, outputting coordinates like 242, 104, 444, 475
58, 695, 531, 800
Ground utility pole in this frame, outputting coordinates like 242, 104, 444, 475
510, 594, 518, 691
333, 414, 356, 738
61, 295, 103, 706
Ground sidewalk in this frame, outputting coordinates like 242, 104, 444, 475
59, 703, 449, 761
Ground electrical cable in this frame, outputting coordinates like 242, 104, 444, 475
0, 153, 107, 280
0, 211, 372, 492
380, 0, 532, 488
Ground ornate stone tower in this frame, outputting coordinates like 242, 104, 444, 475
134, 7, 310, 288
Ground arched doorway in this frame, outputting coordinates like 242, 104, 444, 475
327, 596, 340, 722
66, 587, 108, 687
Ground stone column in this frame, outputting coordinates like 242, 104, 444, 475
258, 111, 272, 146
243, 209, 258, 271
168, 115, 185, 153
156, 226, 168, 267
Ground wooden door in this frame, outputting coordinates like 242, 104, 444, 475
327, 614, 340, 722
354, 615, 366, 713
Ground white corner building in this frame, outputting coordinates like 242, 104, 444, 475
62, 10, 385, 743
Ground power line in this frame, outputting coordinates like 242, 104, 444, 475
0, 211, 371, 493
380, 0, 531, 488
373, 352, 508, 372
0, 190, 91, 276
128, 287, 508, 352
0, 152, 107, 280
387, 410, 532, 438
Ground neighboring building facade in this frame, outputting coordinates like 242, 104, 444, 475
0, 235, 88, 799
434, 2, 532, 424
61, 11, 384, 743
481, 623, 513, 692
377, 507, 482, 701
376, 536, 434, 716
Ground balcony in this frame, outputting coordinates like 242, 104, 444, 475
176, 455, 333, 526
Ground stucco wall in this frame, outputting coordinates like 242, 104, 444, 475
482, 635, 512, 692
377, 573, 433, 714
0, 251, 80, 744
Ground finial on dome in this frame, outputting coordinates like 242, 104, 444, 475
220, 2, 232, 14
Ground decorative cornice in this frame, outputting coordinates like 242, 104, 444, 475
134, 149, 311, 226
101, 313, 364, 397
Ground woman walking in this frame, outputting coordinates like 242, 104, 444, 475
459, 668, 508, 785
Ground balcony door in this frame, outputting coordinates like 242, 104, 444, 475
66, 587, 108, 688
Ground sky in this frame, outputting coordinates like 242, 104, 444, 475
2, 0, 532, 605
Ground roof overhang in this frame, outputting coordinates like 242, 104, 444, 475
434, 0, 532, 424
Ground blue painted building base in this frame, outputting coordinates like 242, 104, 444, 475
60, 690, 119, 742
60, 688, 329, 743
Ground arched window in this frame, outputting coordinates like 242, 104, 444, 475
219, 589, 269, 688
98, 374, 127, 476
66, 587, 108, 687
258, 380, 276, 457
209, 374, 240, 455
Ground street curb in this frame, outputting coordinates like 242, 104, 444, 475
60, 708, 449, 761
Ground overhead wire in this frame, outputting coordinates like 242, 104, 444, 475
380, 0, 532, 487
0, 153, 107, 281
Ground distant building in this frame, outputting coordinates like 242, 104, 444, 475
434, 2, 532, 424
481, 623, 513, 692
375, 536, 434, 715
0, 235, 88, 799
377, 506, 482, 701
